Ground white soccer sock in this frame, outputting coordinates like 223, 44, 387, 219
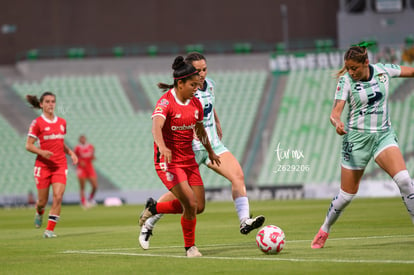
234, 196, 250, 224
145, 214, 164, 230
321, 189, 355, 233
393, 170, 414, 224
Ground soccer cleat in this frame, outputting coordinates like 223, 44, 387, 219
240, 215, 265, 235
311, 228, 329, 249
138, 198, 157, 227
34, 213, 43, 228
138, 225, 153, 250
43, 230, 57, 238
186, 246, 202, 257
88, 199, 97, 207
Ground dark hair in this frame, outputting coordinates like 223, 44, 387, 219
185, 52, 206, 64
158, 56, 198, 91
26, 91, 56, 109
336, 46, 368, 78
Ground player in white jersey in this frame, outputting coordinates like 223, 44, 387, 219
311, 43, 414, 249
139, 53, 265, 250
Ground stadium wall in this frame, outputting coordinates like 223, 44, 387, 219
0, 0, 339, 64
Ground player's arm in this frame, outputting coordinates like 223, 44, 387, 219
64, 143, 78, 165
330, 100, 347, 135
195, 122, 220, 166
400, 66, 414, 77
213, 108, 223, 139
152, 115, 172, 163
25, 136, 53, 159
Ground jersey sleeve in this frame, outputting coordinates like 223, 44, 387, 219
334, 75, 350, 101
28, 119, 39, 139
151, 97, 170, 120
382, 63, 401, 77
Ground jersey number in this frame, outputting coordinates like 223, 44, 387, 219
34, 167, 42, 177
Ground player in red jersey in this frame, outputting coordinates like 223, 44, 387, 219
25, 92, 78, 238
138, 56, 220, 257
74, 135, 98, 208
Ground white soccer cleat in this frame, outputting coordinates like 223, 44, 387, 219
138, 225, 153, 250
240, 215, 265, 235
43, 230, 57, 238
186, 246, 202, 257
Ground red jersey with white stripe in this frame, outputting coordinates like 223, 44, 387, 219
74, 143, 95, 165
152, 89, 204, 166
28, 115, 67, 168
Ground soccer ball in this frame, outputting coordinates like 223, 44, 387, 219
256, 225, 285, 254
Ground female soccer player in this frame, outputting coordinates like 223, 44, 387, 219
139, 56, 220, 257
311, 43, 414, 249
25, 92, 78, 238
74, 135, 98, 208
139, 53, 265, 250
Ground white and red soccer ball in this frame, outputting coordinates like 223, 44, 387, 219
256, 225, 285, 254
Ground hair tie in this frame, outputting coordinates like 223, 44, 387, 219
351, 41, 376, 48
174, 70, 198, 80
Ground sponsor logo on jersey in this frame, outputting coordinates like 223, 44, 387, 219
367, 91, 383, 105
44, 134, 65, 140
195, 110, 199, 120
60, 125, 65, 132
154, 106, 163, 113
171, 124, 196, 131
203, 103, 213, 119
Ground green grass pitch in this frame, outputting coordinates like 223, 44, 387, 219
1, 198, 414, 274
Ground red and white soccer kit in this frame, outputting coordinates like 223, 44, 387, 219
74, 143, 96, 179
28, 114, 67, 189
152, 89, 204, 190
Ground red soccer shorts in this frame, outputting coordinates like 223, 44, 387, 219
76, 165, 97, 179
155, 163, 203, 190
34, 166, 67, 189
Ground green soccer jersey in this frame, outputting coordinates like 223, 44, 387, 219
192, 77, 222, 151
335, 63, 401, 133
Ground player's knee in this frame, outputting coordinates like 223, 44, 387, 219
393, 170, 414, 194
196, 204, 205, 214
339, 189, 355, 205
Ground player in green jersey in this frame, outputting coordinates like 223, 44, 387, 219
311, 43, 414, 249
139, 53, 265, 250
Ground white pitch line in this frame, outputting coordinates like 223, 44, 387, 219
60, 250, 414, 264
60, 234, 414, 264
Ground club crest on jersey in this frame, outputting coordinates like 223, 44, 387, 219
159, 99, 169, 107
378, 74, 387, 83
194, 110, 199, 120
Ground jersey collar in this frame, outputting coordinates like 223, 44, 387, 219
171, 88, 190, 106
41, 114, 58, 123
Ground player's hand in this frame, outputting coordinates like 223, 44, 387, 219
40, 150, 53, 159
160, 146, 172, 163
71, 153, 78, 165
208, 153, 221, 167
335, 121, 347, 135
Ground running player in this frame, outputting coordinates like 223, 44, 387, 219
139, 56, 220, 257
25, 92, 78, 238
139, 53, 265, 250
311, 43, 414, 249
74, 135, 98, 208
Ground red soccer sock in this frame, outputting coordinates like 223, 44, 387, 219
45, 215, 59, 231
156, 199, 183, 214
181, 216, 196, 248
